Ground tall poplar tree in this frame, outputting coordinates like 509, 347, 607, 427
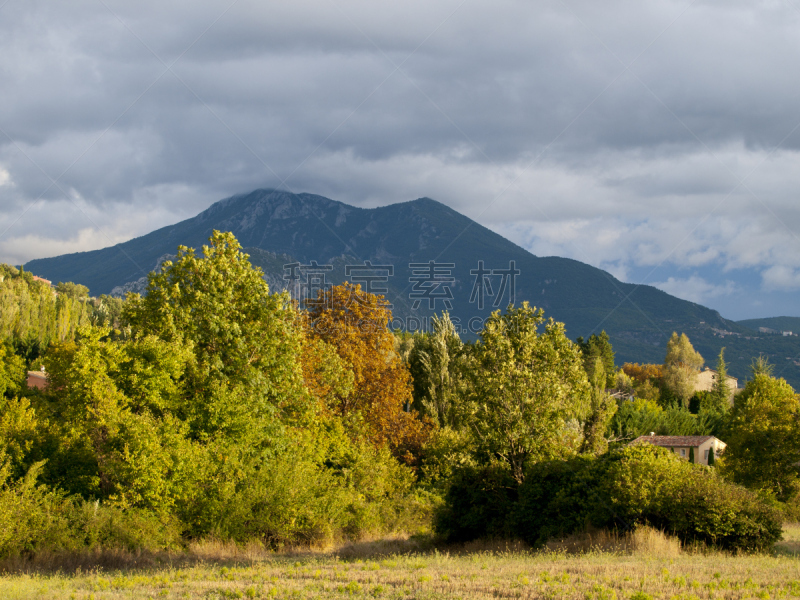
705, 347, 731, 413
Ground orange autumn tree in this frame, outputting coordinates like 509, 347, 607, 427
298, 320, 355, 414
305, 282, 429, 462
622, 362, 663, 384
621, 362, 664, 403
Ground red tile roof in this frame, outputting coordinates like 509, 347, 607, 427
26, 371, 48, 390
631, 435, 714, 447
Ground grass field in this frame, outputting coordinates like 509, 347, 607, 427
0, 528, 798, 600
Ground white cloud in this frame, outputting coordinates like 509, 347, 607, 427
0, 0, 799, 316
0, 229, 126, 268
761, 265, 800, 291
651, 276, 737, 305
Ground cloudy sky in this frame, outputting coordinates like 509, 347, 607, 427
1, 0, 799, 320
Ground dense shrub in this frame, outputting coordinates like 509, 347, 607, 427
514, 456, 603, 547
436, 444, 783, 552
594, 444, 783, 551
0, 459, 180, 558
434, 464, 517, 543
209, 438, 429, 548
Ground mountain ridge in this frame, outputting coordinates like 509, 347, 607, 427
24, 188, 800, 388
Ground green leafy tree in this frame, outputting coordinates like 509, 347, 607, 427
55, 282, 90, 299
609, 398, 713, 440
122, 231, 308, 433
689, 447, 695, 463
469, 303, 591, 483
704, 347, 731, 413
721, 369, 800, 501
663, 332, 704, 408
0, 342, 25, 399
580, 357, 617, 455
750, 354, 775, 377
577, 331, 615, 388
0, 264, 92, 353
43, 327, 197, 506
609, 398, 664, 441
408, 312, 469, 429
89, 295, 124, 328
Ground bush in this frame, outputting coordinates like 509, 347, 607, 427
597, 444, 783, 551
434, 463, 517, 543
184, 430, 430, 548
436, 444, 783, 552
514, 456, 601, 547
0, 459, 181, 558
0, 461, 72, 558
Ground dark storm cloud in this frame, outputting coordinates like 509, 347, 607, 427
1, 0, 800, 316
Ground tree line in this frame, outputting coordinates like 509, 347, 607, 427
0, 232, 797, 557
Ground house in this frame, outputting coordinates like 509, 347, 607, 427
631, 434, 726, 466
607, 389, 635, 401
31, 275, 52, 286
694, 367, 738, 402
26, 369, 48, 391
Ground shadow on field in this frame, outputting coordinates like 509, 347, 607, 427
3, 523, 796, 575
0, 535, 532, 575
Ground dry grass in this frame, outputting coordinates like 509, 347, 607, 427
776, 523, 800, 557
0, 528, 798, 599
546, 526, 682, 557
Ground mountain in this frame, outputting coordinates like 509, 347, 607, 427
24, 189, 800, 389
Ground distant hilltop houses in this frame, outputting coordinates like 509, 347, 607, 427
31, 275, 52, 285
758, 326, 796, 336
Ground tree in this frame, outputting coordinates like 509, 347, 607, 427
55, 282, 90, 299
708, 446, 715, 466
663, 332, 704, 408
704, 347, 731, 413
610, 398, 664, 441
0, 342, 25, 399
621, 363, 663, 403
469, 303, 591, 483
407, 312, 468, 429
689, 447, 695, 464
299, 332, 354, 413
577, 331, 615, 388
580, 357, 617, 455
43, 326, 198, 507
305, 282, 429, 462
750, 354, 775, 377
122, 231, 308, 433
0, 264, 93, 352
721, 370, 800, 501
